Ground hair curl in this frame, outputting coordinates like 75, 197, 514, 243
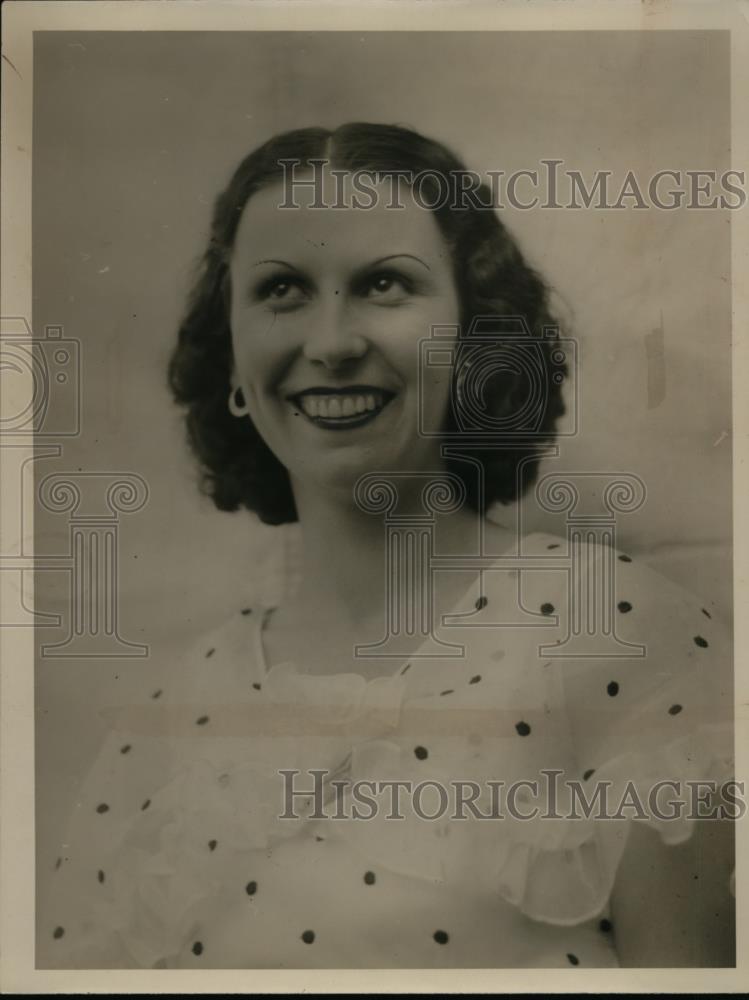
167, 122, 567, 525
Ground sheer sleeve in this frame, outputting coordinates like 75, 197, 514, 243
552, 542, 735, 911
36, 721, 180, 968
35, 613, 249, 969
460, 537, 737, 928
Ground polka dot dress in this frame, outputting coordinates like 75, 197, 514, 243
37, 532, 735, 969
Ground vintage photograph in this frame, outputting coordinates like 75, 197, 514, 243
1, 3, 744, 988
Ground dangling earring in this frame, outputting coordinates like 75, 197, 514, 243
228, 384, 249, 418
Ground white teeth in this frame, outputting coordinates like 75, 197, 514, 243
295, 391, 388, 420
299, 396, 319, 418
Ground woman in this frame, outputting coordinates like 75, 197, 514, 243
38, 123, 735, 969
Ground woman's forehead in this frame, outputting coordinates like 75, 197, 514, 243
232, 177, 450, 269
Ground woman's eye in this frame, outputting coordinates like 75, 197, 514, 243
365, 273, 410, 300
257, 277, 307, 307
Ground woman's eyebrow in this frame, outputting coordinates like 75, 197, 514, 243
249, 254, 432, 274
251, 259, 301, 270
370, 254, 431, 272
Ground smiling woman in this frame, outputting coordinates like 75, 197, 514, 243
226, 170, 464, 506
167, 124, 565, 524
37, 123, 735, 970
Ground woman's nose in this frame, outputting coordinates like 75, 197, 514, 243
302, 296, 368, 368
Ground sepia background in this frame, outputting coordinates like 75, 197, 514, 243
31, 31, 732, 900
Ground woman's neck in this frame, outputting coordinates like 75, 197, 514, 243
286, 477, 488, 632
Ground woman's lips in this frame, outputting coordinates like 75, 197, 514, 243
288, 388, 395, 429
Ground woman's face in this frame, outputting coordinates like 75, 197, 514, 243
228, 170, 461, 500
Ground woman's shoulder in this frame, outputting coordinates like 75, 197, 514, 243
524, 531, 734, 773
163, 603, 268, 705
509, 527, 728, 624
476, 526, 732, 721
527, 529, 730, 668
96, 603, 266, 732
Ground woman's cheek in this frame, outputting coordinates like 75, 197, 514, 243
233, 316, 292, 388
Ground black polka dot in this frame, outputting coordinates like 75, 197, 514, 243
618, 554, 632, 562
120, 744, 131, 754
475, 596, 488, 611
301, 929, 315, 944
607, 681, 619, 697
401, 662, 412, 675
440, 689, 454, 696
583, 768, 596, 781
701, 608, 712, 619
196, 715, 209, 725
205, 647, 215, 658
53, 926, 65, 940
617, 601, 632, 613
315, 835, 324, 842
694, 635, 708, 648
547, 543, 560, 550
192, 941, 203, 956
669, 704, 683, 716
54, 857, 62, 870
599, 918, 613, 933
241, 607, 252, 616
252, 682, 262, 691
433, 930, 449, 944
96, 803, 109, 814
245, 880, 258, 896
414, 745, 428, 760
97, 869, 105, 884
141, 799, 151, 811
540, 602, 555, 616
567, 952, 580, 965
515, 721, 531, 736
208, 839, 217, 851
469, 674, 481, 684
363, 871, 376, 885
151, 689, 162, 700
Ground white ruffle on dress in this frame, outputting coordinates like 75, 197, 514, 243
37, 532, 735, 969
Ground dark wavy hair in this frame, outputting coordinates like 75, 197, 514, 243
167, 122, 567, 525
